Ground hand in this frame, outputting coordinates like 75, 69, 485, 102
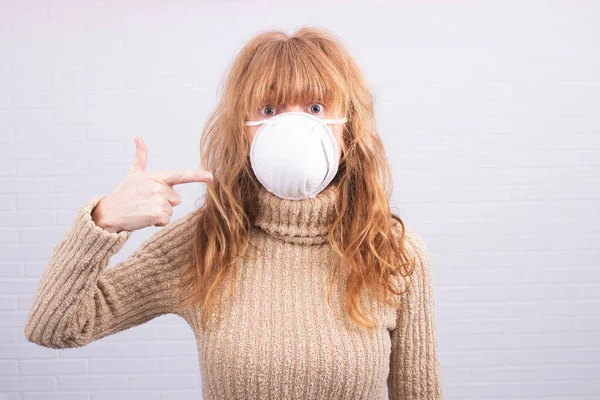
91, 136, 213, 233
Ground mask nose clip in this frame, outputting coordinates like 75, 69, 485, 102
245, 111, 347, 127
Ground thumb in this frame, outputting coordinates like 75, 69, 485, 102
130, 136, 147, 172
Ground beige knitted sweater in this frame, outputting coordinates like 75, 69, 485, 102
24, 182, 443, 399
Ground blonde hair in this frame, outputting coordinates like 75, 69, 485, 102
179, 26, 416, 331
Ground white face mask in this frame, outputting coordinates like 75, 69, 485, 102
245, 111, 347, 200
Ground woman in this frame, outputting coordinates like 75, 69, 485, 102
24, 27, 443, 399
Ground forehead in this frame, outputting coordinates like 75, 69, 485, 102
259, 84, 325, 102
241, 42, 348, 118
249, 84, 343, 116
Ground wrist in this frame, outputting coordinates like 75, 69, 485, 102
91, 199, 120, 234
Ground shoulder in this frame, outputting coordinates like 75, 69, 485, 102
390, 216, 432, 282
390, 216, 429, 261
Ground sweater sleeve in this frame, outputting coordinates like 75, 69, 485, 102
24, 195, 199, 349
387, 228, 443, 400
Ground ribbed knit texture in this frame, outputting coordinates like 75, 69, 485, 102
24, 182, 443, 399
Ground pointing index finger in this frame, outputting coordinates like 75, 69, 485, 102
153, 170, 213, 186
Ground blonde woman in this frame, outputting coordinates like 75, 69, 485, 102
25, 27, 443, 399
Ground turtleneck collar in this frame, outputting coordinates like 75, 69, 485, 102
253, 181, 340, 245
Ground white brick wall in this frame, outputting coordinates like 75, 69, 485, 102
1, 1, 599, 399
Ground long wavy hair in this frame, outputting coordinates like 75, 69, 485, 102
179, 26, 417, 331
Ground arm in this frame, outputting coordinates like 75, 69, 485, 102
387, 228, 443, 399
24, 195, 199, 349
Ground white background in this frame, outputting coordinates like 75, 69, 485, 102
1, 0, 599, 399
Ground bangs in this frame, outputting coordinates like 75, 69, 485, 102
241, 39, 349, 119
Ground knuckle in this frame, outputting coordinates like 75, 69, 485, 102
150, 205, 164, 219
157, 196, 170, 208
150, 176, 169, 190
153, 214, 169, 227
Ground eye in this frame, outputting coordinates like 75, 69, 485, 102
308, 103, 325, 114
260, 105, 276, 116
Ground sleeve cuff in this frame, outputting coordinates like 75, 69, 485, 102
64, 195, 133, 263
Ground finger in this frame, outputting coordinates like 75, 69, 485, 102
153, 169, 213, 186
130, 136, 148, 172
162, 185, 183, 207
153, 210, 171, 227
165, 188, 182, 207
149, 176, 184, 206
152, 200, 173, 227
160, 196, 174, 217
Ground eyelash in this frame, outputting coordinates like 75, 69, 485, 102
260, 103, 325, 116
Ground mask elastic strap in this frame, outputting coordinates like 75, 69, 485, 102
245, 116, 348, 127
245, 120, 269, 127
